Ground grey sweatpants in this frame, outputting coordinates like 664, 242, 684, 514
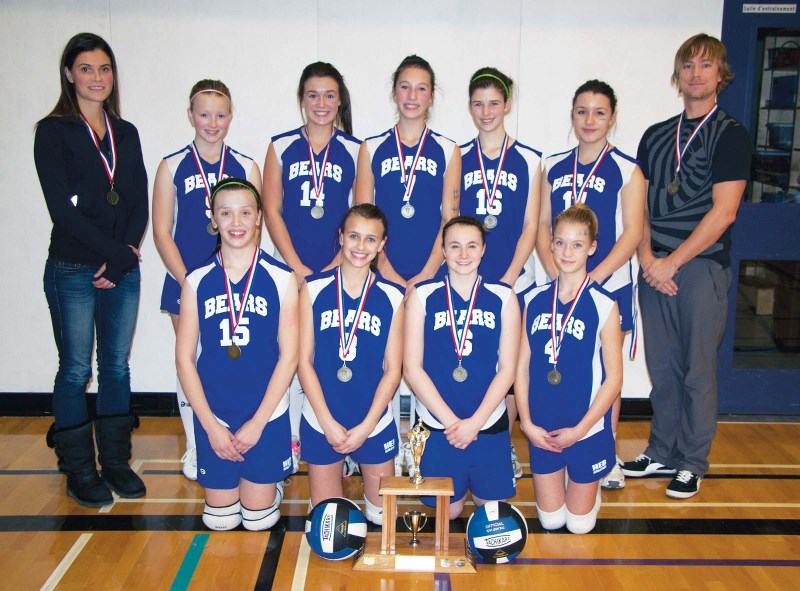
639, 256, 731, 476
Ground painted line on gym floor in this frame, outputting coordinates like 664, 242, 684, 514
40, 532, 92, 590
290, 534, 311, 591
433, 572, 452, 589
169, 533, 209, 591
254, 527, 284, 590
511, 558, 800, 567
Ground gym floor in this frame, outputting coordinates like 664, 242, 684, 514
0, 417, 798, 590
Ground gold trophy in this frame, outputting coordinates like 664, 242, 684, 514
407, 419, 430, 485
402, 510, 427, 546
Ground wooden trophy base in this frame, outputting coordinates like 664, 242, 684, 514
353, 535, 477, 574
352, 476, 476, 574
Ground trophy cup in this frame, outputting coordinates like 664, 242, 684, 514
352, 418, 475, 573
407, 419, 430, 485
402, 511, 427, 546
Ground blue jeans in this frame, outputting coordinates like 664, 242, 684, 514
43, 259, 140, 428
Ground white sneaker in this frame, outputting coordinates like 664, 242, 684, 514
601, 460, 625, 489
403, 442, 415, 478
342, 455, 360, 478
291, 439, 301, 474
511, 444, 523, 479
181, 448, 197, 481
394, 449, 404, 477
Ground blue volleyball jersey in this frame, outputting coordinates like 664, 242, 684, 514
365, 128, 457, 280
460, 139, 542, 283
163, 143, 254, 275
545, 147, 638, 293
302, 269, 404, 433
414, 277, 511, 430
186, 249, 292, 426
522, 282, 615, 439
270, 127, 360, 273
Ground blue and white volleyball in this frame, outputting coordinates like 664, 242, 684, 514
305, 497, 368, 560
466, 501, 528, 564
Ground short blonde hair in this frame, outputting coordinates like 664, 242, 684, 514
671, 34, 734, 93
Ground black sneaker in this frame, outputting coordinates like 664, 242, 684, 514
666, 470, 702, 499
621, 454, 677, 477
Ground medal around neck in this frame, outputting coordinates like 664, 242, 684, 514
452, 364, 468, 383
483, 214, 497, 230
337, 365, 352, 383
107, 187, 120, 205
401, 203, 415, 219
310, 205, 325, 219
207, 222, 218, 235
668, 178, 680, 195
228, 343, 241, 360
547, 367, 561, 386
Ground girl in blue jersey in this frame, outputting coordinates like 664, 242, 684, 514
517, 204, 623, 534
356, 55, 462, 475
263, 63, 360, 474
536, 80, 645, 490
263, 62, 359, 283
405, 216, 520, 519
461, 67, 541, 290
153, 79, 262, 481
298, 204, 404, 525
355, 54, 461, 289
461, 67, 543, 479
176, 178, 298, 531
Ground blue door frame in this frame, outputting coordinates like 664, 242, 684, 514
719, 1, 800, 413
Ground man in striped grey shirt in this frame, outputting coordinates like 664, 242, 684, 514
621, 34, 751, 499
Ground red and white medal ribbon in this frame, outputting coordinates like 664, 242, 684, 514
336, 266, 373, 362
219, 246, 260, 350
571, 142, 610, 205
476, 133, 510, 212
394, 125, 429, 205
673, 103, 718, 178
445, 275, 481, 366
550, 274, 591, 366
190, 141, 227, 211
80, 111, 117, 189
306, 127, 332, 204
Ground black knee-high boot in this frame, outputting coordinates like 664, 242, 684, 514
47, 420, 113, 508
94, 414, 146, 498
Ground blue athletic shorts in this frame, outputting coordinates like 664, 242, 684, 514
160, 274, 181, 315
299, 416, 399, 466
195, 409, 292, 489
420, 429, 516, 506
528, 427, 614, 483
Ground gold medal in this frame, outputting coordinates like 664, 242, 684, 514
107, 188, 120, 205
207, 222, 218, 235
547, 367, 561, 386
228, 343, 241, 359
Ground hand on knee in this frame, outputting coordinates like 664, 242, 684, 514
537, 504, 567, 530
203, 501, 242, 531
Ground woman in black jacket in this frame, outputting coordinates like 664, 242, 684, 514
34, 32, 148, 507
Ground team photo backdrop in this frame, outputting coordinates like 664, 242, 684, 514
0, 0, 725, 395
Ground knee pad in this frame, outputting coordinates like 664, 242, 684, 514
566, 507, 597, 534
203, 501, 242, 531
241, 483, 284, 531
363, 495, 382, 526
537, 504, 567, 530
